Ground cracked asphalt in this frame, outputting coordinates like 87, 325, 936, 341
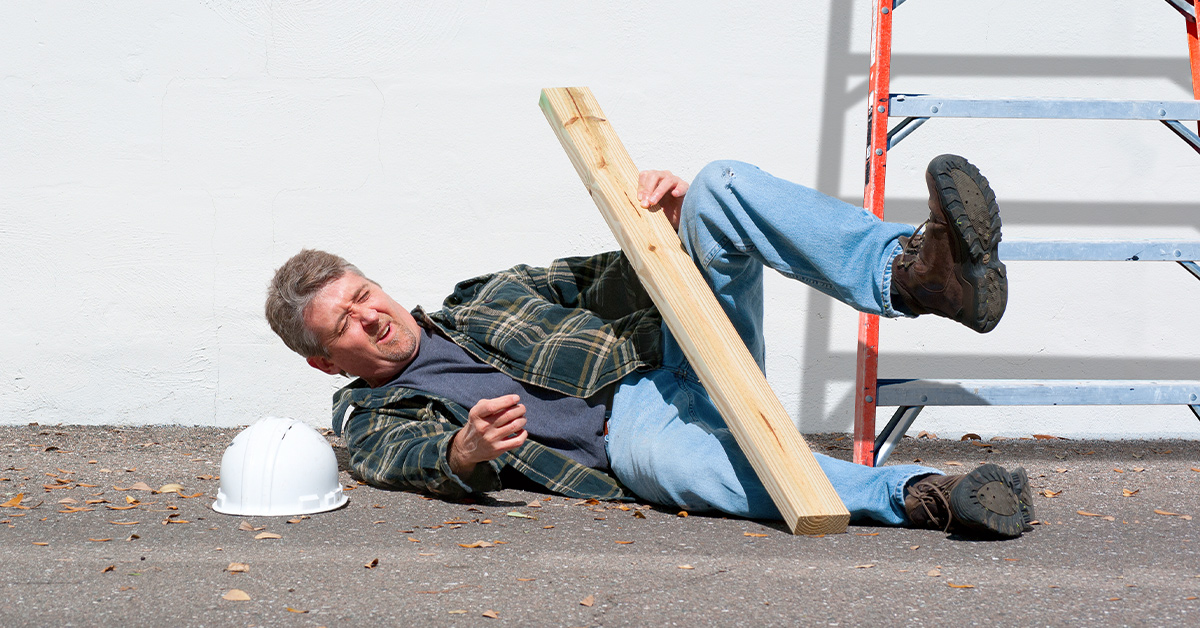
2, 425, 1199, 626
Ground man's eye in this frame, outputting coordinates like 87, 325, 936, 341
358, 291, 370, 303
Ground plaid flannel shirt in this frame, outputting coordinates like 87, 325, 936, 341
331, 250, 663, 500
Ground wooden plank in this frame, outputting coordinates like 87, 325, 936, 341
539, 87, 849, 535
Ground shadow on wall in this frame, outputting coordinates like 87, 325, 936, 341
799, 0, 1200, 431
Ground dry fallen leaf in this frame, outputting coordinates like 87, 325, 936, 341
1, 493, 24, 508
944, 462, 963, 467
101, 565, 115, 573
31, 542, 48, 546
225, 563, 249, 573
580, 595, 595, 607
285, 607, 308, 614
526, 501, 541, 508
222, 589, 251, 602
89, 538, 112, 543
947, 583, 975, 589
254, 532, 281, 540
855, 532, 880, 537
678, 564, 694, 570
109, 521, 139, 525
1113, 469, 1125, 473
516, 578, 536, 582
1041, 490, 1062, 498
853, 564, 875, 569
1077, 510, 1104, 517
927, 568, 942, 577
448, 610, 467, 615
481, 610, 499, 619
237, 521, 264, 532
615, 540, 634, 544
156, 483, 184, 494
1156, 509, 1182, 516
1032, 434, 1063, 440
744, 532, 768, 538
364, 558, 379, 569
917, 430, 938, 439
1123, 489, 1140, 497
961, 433, 981, 441
458, 541, 494, 548
506, 511, 536, 519
129, 482, 152, 491
632, 511, 646, 519
677, 510, 688, 518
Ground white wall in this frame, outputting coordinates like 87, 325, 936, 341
2, 0, 1197, 438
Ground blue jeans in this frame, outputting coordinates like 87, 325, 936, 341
605, 161, 938, 525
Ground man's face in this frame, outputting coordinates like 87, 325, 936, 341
302, 272, 421, 387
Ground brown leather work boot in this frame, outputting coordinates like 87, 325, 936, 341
891, 154, 1007, 333
904, 463, 1028, 538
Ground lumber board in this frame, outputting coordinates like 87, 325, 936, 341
539, 87, 849, 535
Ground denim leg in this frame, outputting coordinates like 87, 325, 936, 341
678, 160, 916, 367
606, 329, 941, 524
607, 160, 934, 524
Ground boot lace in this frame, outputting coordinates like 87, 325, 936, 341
908, 477, 954, 532
896, 221, 928, 268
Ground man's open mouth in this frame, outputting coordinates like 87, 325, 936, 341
377, 323, 392, 344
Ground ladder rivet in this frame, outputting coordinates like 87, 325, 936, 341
931, 106, 939, 113
1159, 109, 1167, 117
881, 7, 889, 14
877, 105, 886, 113
876, 148, 884, 155
865, 396, 875, 403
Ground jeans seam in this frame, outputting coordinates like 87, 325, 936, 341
881, 238, 913, 319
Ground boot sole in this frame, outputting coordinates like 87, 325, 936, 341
948, 463, 1026, 538
1010, 467, 1036, 532
926, 155, 1008, 333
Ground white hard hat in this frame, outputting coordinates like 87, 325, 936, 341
212, 417, 349, 516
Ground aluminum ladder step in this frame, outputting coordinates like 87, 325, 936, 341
872, 379, 1200, 466
1000, 239, 1200, 261
877, 379, 1200, 406
888, 95, 1200, 120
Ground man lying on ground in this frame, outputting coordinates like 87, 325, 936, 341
266, 156, 1034, 538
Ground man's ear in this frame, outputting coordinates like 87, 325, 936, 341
306, 355, 343, 376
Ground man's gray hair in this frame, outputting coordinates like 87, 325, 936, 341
266, 249, 368, 358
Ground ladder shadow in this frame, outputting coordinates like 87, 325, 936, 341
798, 0, 1200, 430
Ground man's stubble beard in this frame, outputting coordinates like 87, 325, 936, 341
380, 322, 419, 366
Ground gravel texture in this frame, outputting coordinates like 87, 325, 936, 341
2, 425, 1199, 626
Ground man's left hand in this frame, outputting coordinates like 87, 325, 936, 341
637, 170, 688, 232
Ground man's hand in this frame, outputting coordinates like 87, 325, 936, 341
448, 395, 528, 478
637, 170, 689, 232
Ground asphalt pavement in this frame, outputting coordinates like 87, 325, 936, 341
2, 425, 1199, 627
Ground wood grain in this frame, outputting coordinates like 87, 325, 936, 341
539, 87, 849, 535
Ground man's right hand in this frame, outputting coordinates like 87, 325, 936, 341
448, 395, 528, 478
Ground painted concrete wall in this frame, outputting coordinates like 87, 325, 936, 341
2, 0, 1198, 438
